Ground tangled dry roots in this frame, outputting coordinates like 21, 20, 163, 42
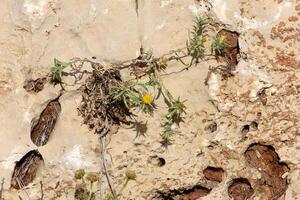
78, 65, 131, 136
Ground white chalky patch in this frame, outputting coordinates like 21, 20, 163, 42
1, 147, 28, 169
188, 4, 208, 16
155, 21, 166, 30
211, 0, 227, 21
63, 145, 94, 170
160, 0, 172, 8
89, 0, 97, 18
23, 0, 50, 19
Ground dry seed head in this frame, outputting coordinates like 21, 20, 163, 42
74, 169, 85, 179
86, 172, 98, 183
125, 170, 137, 180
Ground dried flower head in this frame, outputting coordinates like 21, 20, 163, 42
74, 169, 85, 180
86, 172, 98, 183
125, 170, 137, 180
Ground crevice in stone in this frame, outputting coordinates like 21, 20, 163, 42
11, 150, 44, 189
157, 184, 211, 200
244, 143, 289, 199
31, 99, 61, 146
228, 178, 254, 200
203, 166, 224, 182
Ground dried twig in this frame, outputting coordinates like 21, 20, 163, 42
100, 136, 116, 198
40, 181, 44, 200
0, 178, 4, 200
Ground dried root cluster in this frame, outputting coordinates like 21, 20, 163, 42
78, 64, 131, 136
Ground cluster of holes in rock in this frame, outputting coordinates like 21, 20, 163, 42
11, 98, 61, 189
157, 143, 289, 200
228, 143, 289, 200
157, 166, 224, 199
241, 121, 258, 135
244, 143, 289, 200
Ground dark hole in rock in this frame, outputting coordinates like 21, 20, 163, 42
250, 121, 258, 130
11, 150, 44, 189
31, 100, 61, 146
203, 167, 224, 182
228, 178, 254, 200
241, 124, 250, 135
217, 29, 240, 69
148, 156, 166, 167
23, 78, 47, 93
205, 122, 217, 133
158, 157, 166, 167
257, 88, 267, 105
244, 143, 289, 199
157, 184, 211, 200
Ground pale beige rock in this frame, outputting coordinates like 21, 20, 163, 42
0, 0, 299, 199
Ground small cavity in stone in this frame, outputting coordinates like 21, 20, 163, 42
244, 143, 289, 199
31, 99, 61, 146
241, 124, 250, 135
228, 178, 254, 200
11, 150, 44, 189
157, 184, 211, 200
148, 156, 166, 167
203, 166, 224, 182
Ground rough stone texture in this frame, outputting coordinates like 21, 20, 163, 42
0, 0, 299, 199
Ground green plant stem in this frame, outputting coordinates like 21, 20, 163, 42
117, 178, 129, 197
89, 182, 93, 200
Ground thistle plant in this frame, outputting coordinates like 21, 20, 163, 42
187, 16, 207, 60
111, 79, 157, 113
193, 16, 207, 35
161, 91, 187, 145
212, 35, 226, 55
51, 58, 69, 82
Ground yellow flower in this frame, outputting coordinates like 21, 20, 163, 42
219, 35, 226, 43
178, 102, 186, 110
142, 94, 153, 105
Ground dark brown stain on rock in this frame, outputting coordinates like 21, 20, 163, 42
228, 178, 254, 200
244, 143, 289, 199
23, 78, 47, 93
31, 100, 61, 146
203, 167, 224, 182
217, 29, 240, 69
11, 150, 44, 189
